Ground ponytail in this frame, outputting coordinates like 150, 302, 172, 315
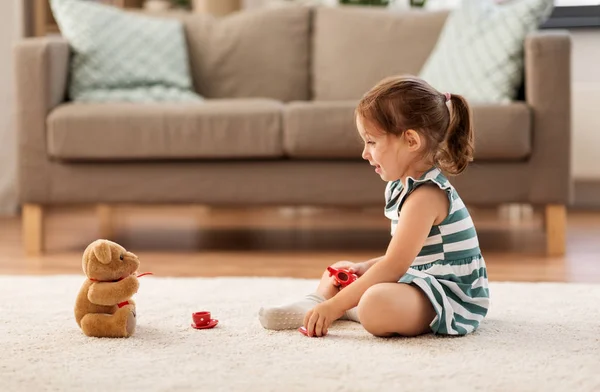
435, 93, 474, 175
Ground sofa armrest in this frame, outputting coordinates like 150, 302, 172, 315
14, 37, 70, 203
524, 30, 572, 205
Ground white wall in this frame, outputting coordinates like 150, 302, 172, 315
570, 29, 600, 180
0, 0, 22, 216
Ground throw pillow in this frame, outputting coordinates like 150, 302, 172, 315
50, 0, 202, 102
418, 0, 554, 104
75, 86, 203, 103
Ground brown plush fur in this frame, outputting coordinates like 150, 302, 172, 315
75, 239, 140, 338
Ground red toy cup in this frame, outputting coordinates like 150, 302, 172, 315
191, 311, 218, 329
192, 311, 211, 326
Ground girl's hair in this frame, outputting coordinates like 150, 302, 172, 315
355, 75, 474, 175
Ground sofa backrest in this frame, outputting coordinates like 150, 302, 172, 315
170, 6, 448, 102
180, 7, 311, 102
312, 7, 449, 101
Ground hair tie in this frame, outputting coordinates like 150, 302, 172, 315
444, 92, 451, 102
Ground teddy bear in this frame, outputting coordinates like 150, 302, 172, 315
74, 239, 141, 338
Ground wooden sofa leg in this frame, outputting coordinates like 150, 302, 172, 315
97, 204, 114, 240
545, 204, 566, 256
22, 204, 44, 257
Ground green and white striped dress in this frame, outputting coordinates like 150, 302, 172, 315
385, 167, 490, 336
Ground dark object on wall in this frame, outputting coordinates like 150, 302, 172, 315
410, 0, 426, 7
541, 5, 600, 29
339, 0, 426, 7
339, 0, 390, 6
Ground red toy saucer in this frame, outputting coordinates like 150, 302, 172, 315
298, 326, 323, 337
191, 319, 219, 330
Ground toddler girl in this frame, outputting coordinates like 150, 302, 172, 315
259, 75, 490, 338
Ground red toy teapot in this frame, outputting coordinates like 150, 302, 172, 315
327, 266, 357, 288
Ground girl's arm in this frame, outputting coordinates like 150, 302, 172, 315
364, 255, 384, 268
329, 185, 447, 313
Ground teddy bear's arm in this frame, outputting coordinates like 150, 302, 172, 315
87, 276, 139, 306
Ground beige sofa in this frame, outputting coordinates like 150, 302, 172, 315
14, 6, 571, 256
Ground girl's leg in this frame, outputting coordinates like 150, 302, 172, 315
315, 268, 341, 300
357, 283, 436, 337
259, 263, 359, 330
316, 268, 360, 323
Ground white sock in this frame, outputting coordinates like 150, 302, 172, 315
259, 293, 361, 330
259, 293, 325, 330
342, 307, 360, 323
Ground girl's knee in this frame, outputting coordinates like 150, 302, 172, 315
359, 284, 389, 308
359, 283, 435, 337
358, 285, 392, 337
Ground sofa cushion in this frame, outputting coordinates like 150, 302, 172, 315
50, 0, 201, 102
283, 101, 531, 161
283, 101, 361, 159
180, 7, 310, 102
419, 0, 555, 103
47, 99, 283, 161
312, 7, 449, 101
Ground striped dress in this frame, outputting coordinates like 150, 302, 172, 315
385, 167, 490, 336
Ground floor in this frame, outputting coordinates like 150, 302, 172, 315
1, 205, 599, 282
4, 275, 598, 391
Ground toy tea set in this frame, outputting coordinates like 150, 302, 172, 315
74, 239, 217, 338
74, 239, 352, 338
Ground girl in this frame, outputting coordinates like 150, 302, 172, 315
259, 75, 490, 338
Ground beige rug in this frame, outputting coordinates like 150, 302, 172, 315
1, 275, 599, 392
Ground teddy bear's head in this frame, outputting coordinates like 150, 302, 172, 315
82, 239, 140, 282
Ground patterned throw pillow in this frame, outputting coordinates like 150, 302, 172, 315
418, 0, 554, 104
50, 0, 202, 102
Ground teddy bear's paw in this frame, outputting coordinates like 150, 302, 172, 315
126, 308, 136, 337
113, 304, 137, 337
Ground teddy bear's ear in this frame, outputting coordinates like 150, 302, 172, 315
92, 240, 113, 265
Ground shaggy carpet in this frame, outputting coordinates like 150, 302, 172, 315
0, 275, 599, 392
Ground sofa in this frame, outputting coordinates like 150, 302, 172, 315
14, 6, 571, 256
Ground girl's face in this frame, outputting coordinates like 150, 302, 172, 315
356, 115, 422, 182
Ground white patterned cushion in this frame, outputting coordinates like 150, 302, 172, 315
75, 86, 203, 103
418, 0, 554, 104
50, 0, 201, 102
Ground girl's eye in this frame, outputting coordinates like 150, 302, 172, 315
367, 141, 375, 145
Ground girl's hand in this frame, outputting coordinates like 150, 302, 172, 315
303, 300, 345, 337
347, 262, 370, 277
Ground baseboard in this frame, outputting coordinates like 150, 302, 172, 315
573, 179, 600, 209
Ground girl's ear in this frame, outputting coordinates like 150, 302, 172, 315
404, 129, 422, 151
